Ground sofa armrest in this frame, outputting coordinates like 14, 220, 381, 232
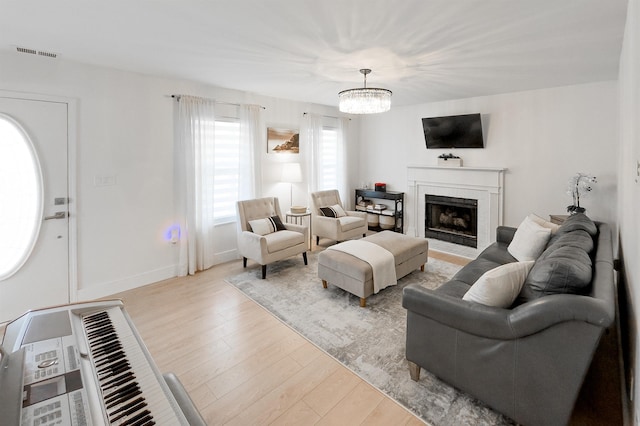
496, 226, 516, 244
403, 282, 614, 340
403, 285, 515, 339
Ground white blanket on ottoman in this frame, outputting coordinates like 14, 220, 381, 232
327, 240, 397, 293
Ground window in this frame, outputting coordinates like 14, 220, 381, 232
0, 114, 43, 280
319, 127, 338, 190
212, 119, 241, 223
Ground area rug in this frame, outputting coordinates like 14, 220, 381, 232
225, 252, 515, 426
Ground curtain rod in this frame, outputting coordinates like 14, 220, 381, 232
171, 94, 265, 109
303, 112, 351, 120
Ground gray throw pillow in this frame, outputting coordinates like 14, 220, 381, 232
542, 229, 594, 259
517, 246, 592, 303
555, 213, 597, 236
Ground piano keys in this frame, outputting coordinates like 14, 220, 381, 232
0, 300, 206, 426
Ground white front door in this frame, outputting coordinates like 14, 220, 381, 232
0, 96, 70, 323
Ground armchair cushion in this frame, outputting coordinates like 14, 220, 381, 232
338, 216, 365, 232
248, 216, 286, 235
265, 230, 305, 253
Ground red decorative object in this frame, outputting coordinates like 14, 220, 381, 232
375, 183, 386, 192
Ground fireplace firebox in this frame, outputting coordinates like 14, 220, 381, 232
425, 195, 478, 248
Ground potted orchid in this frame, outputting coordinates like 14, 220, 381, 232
566, 172, 597, 214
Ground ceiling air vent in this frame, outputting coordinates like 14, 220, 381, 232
16, 47, 37, 55
16, 46, 57, 59
37, 50, 57, 58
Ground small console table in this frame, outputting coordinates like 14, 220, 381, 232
355, 189, 404, 233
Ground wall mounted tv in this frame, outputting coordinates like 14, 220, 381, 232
422, 113, 484, 149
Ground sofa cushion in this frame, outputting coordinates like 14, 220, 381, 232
477, 242, 518, 265
463, 261, 535, 308
517, 246, 593, 303
507, 216, 552, 261
451, 257, 504, 285
434, 279, 472, 298
542, 229, 594, 259
555, 212, 597, 236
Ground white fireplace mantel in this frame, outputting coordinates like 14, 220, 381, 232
407, 165, 506, 258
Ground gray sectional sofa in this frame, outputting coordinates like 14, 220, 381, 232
402, 213, 615, 426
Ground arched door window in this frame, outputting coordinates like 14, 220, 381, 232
0, 114, 43, 280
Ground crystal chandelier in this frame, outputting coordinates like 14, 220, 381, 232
338, 69, 392, 114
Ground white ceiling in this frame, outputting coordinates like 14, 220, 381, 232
0, 1, 629, 107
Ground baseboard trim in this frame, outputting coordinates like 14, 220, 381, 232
76, 265, 177, 301
76, 251, 240, 301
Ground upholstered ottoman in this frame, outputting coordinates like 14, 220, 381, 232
318, 231, 428, 307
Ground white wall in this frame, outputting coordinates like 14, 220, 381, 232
619, 0, 640, 422
0, 51, 351, 300
358, 82, 619, 230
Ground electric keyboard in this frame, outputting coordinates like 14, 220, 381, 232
0, 300, 206, 426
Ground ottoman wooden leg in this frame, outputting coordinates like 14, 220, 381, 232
322, 280, 328, 289
408, 361, 421, 381
420, 264, 425, 272
360, 298, 366, 307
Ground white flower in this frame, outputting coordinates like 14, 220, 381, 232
566, 172, 597, 213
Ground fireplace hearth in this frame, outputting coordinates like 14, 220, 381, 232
425, 194, 478, 248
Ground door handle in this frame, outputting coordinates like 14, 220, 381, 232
44, 211, 67, 220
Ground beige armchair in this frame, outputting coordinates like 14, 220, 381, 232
236, 197, 308, 279
310, 189, 367, 245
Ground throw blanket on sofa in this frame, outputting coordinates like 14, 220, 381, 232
327, 240, 397, 293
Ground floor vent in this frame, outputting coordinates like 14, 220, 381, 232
16, 46, 58, 58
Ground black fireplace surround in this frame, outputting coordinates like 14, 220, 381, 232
425, 194, 478, 248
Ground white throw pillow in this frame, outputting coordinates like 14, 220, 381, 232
463, 261, 535, 307
507, 216, 552, 261
528, 213, 560, 234
248, 217, 278, 235
331, 204, 347, 217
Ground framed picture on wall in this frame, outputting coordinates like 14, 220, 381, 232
267, 127, 299, 154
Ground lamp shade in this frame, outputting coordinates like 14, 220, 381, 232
281, 163, 302, 183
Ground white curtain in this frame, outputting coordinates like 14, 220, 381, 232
175, 95, 217, 276
302, 113, 323, 194
302, 113, 350, 206
336, 116, 350, 208
239, 104, 263, 200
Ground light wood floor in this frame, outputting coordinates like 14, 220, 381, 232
0, 249, 467, 425
105, 249, 468, 426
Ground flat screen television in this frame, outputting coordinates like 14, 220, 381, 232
422, 113, 484, 149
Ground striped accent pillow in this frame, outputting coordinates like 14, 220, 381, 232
320, 204, 347, 218
248, 216, 286, 235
